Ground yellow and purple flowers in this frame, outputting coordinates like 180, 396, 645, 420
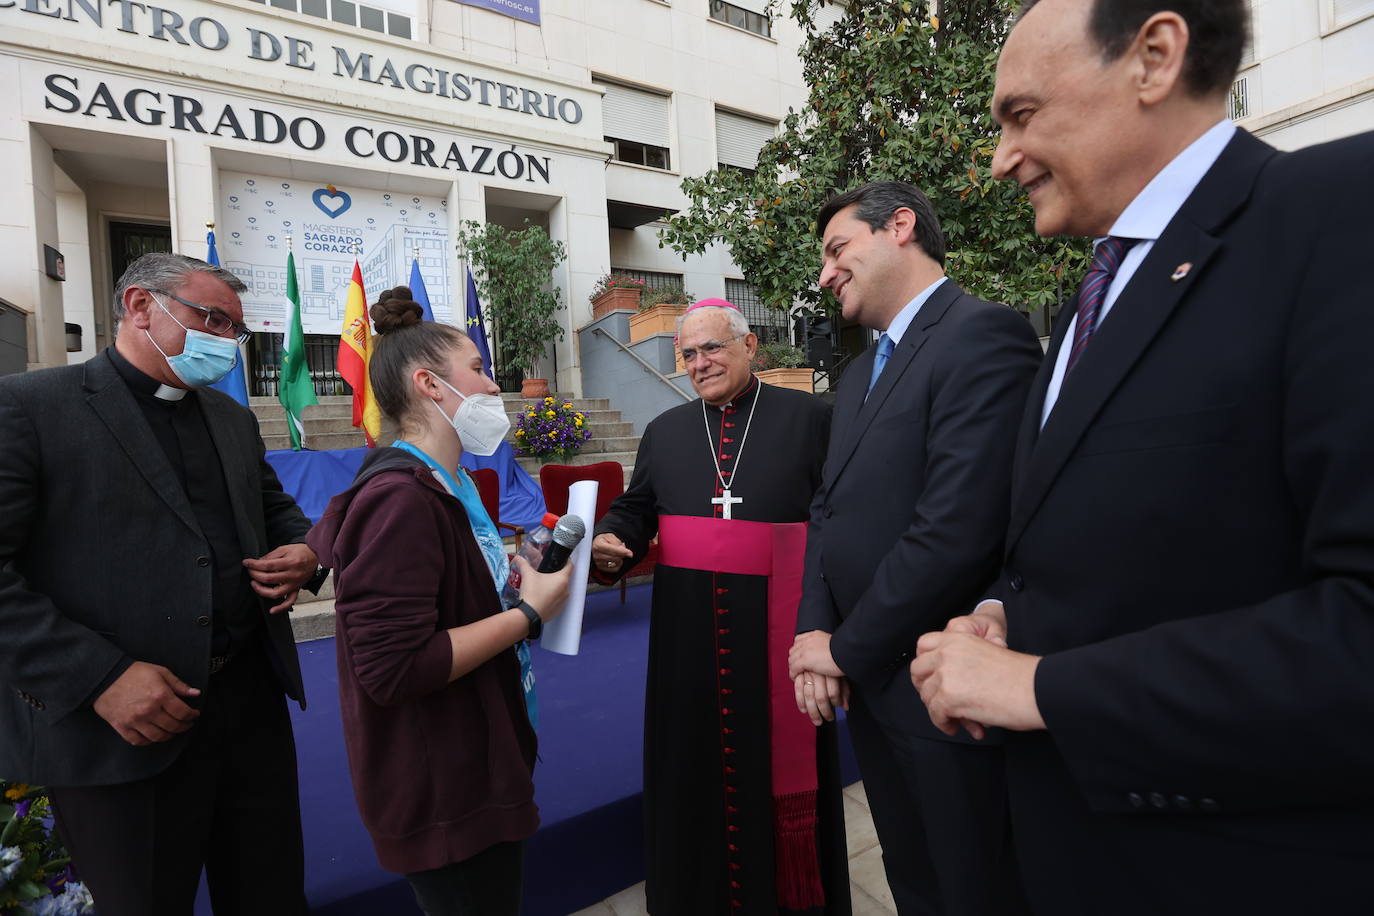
0, 781, 93, 914
514, 396, 592, 460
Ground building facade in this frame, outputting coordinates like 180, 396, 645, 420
1232, 0, 1374, 148
1, 0, 813, 394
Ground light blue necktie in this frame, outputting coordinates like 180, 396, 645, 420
865, 333, 894, 399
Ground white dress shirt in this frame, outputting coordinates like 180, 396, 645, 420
1040, 119, 1236, 428
884, 276, 947, 345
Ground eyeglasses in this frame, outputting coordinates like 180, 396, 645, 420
680, 334, 745, 364
148, 288, 253, 345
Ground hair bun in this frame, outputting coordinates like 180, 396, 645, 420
370, 286, 423, 334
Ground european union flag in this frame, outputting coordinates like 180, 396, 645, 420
466, 267, 493, 379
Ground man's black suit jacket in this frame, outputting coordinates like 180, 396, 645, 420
0, 350, 312, 786
1001, 129, 1374, 914
798, 279, 1041, 740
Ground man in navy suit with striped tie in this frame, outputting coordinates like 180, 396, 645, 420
911, 1, 1374, 913
791, 181, 1041, 915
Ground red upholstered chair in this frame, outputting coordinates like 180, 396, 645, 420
539, 461, 657, 603
470, 467, 524, 548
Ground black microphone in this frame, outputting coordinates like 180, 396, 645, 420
537, 514, 586, 573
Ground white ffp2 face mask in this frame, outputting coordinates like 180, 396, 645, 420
431, 374, 510, 456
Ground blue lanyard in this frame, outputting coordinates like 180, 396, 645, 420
390, 440, 539, 730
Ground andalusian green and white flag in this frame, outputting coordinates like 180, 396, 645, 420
278, 250, 317, 450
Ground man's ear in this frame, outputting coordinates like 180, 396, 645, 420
743, 332, 759, 359
1132, 11, 1190, 106
888, 207, 918, 247
123, 287, 156, 330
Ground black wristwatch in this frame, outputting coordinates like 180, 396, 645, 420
514, 599, 542, 640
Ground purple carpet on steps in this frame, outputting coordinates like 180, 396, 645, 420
193, 582, 858, 915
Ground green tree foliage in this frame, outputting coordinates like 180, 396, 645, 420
659, 0, 1089, 320
456, 220, 567, 380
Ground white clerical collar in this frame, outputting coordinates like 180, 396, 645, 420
1107, 118, 1235, 244
884, 276, 947, 345
154, 384, 189, 401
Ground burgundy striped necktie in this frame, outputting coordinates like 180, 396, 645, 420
1065, 236, 1137, 373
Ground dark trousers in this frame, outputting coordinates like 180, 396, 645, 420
49, 643, 307, 916
405, 840, 525, 916
846, 692, 1027, 916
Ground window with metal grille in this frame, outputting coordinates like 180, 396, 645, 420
248, 333, 349, 398
725, 278, 789, 343
247, 0, 412, 39
1228, 77, 1249, 120
611, 268, 685, 292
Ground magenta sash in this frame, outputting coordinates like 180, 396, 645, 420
658, 515, 825, 909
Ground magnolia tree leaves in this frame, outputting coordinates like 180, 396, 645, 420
659, 0, 1089, 322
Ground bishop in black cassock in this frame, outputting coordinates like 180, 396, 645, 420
593, 301, 848, 916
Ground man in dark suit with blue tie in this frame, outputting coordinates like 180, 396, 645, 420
790, 181, 1041, 914
911, 1, 1374, 913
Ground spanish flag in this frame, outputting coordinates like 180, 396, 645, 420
339, 259, 381, 446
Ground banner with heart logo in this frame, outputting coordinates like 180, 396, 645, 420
217, 170, 452, 335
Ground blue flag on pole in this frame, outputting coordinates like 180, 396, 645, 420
409, 256, 435, 321
465, 267, 493, 379
205, 228, 250, 406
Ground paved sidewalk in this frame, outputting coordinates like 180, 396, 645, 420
570, 781, 895, 916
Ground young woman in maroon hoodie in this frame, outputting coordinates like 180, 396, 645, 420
308, 289, 572, 916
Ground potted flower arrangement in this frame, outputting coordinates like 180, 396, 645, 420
0, 781, 94, 914
456, 219, 568, 399
752, 341, 815, 393
628, 285, 693, 343
589, 272, 646, 319
513, 397, 593, 461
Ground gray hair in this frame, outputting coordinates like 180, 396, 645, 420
113, 252, 248, 327
676, 305, 750, 340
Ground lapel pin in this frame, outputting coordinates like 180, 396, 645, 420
1171, 262, 1193, 282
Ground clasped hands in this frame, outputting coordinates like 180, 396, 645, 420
788, 602, 1047, 738
242, 542, 319, 614
788, 630, 849, 726
909, 600, 1046, 739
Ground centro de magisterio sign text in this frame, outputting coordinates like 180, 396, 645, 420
3, 0, 583, 123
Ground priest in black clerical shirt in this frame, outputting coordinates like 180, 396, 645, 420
592, 300, 849, 916
0, 252, 324, 916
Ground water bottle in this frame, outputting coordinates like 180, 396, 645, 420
501, 512, 560, 608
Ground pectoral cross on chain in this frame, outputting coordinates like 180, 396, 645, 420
711, 489, 742, 520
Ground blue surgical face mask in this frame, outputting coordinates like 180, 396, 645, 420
146, 295, 240, 387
